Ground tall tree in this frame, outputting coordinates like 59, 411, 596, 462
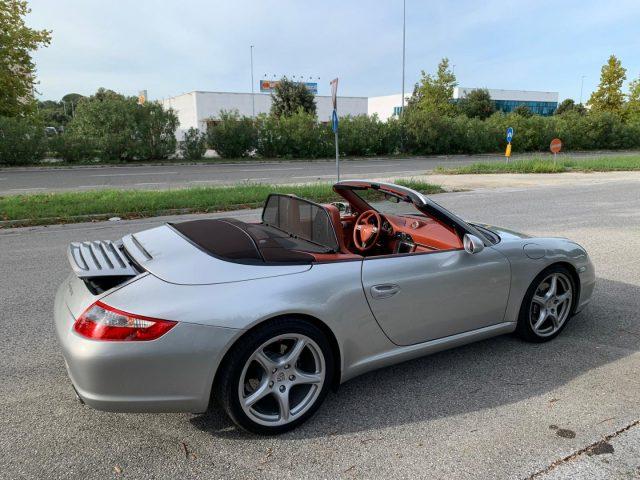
407, 58, 457, 116
588, 55, 626, 113
457, 88, 495, 119
270, 77, 316, 118
0, 0, 51, 116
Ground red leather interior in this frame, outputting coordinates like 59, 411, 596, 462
385, 214, 462, 250
311, 204, 461, 261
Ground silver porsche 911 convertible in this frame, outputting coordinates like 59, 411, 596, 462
54, 180, 595, 434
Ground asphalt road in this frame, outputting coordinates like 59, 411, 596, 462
1, 179, 639, 479
0, 150, 637, 195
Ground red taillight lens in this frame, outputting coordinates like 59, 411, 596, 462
74, 301, 177, 341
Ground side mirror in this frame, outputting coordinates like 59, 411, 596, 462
463, 234, 485, 254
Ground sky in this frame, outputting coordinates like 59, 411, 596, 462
27, 0, 640, 103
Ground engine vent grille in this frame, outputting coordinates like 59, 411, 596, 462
67, 241, 138, 278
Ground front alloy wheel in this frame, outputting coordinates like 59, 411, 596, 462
529, 272, 573, 337
516, 265, 576, 342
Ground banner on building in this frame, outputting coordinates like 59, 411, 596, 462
260, 80, 318, 94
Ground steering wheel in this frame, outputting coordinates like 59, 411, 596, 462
353, 210, 383, 252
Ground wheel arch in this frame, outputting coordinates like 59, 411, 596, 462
212, 313, 343, 399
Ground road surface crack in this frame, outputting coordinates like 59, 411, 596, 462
526, 418, 640, 479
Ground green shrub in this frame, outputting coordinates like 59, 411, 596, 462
207, 110, 257, 158
255, 109, 332, 158
131, 101, 178, 160
0, 116, 46, 165
66, 88, 178, 161
47, 134, 97, 163
179, 127, 207, 160
338, 114, 396, 156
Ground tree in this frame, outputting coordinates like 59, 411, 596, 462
513, 105, 533, 117
554, 99, 587, 116
588, 55, 626, 113
407, 58, 457, 116
625, 76, 640, 119
270, 77, 316, 118
554, 99, 575, 115
457, 88, 495, 119
0, 0, 51, 116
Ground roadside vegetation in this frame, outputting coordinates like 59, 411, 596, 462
0, 179, 444, 227
3, 15, 640, 169
436, 155, 640, 174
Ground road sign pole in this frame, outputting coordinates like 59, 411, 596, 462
505, 127, 514, 163
335, 130, 340, 182
330, 78, 340, 182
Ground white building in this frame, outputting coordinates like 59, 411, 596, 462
162, 91, 368, 138
162, 87, 560, 138
367, 94, 411, 122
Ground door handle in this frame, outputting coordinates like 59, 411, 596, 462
370, 284, 400, 299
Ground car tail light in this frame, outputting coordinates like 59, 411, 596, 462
74, 301, 177, 341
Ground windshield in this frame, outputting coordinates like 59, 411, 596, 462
351, 188, 418, 215
262, 194, 339, 251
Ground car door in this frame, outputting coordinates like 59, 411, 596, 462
361, 247, 511, 346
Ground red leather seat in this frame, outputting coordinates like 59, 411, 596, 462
323, 204, 352, 254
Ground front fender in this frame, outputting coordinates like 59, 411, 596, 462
493, 237, 594, 323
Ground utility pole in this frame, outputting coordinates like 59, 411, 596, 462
250, 45, 255, 117
401, 0, 406, 116
579, 75, 586, 105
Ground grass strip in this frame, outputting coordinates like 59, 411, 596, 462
0, 179, 444, 228
435, 155, 640, 174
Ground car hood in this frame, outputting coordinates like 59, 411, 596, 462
122, 224, 311, 285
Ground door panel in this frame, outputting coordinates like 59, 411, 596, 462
362, 248, 510, 346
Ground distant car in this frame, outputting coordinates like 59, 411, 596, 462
44, 126, 58, 136
54, 180, 595, 434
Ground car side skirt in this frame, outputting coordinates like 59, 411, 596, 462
341, 321, 515, 383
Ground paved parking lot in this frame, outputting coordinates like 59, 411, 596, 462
1, 178, 639, 479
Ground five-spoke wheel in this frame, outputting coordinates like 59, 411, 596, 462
239, 334, 325, 426
215, 318, 333, 434
517, 265, 576, 342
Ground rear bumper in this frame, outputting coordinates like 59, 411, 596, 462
54, 279, 240, 413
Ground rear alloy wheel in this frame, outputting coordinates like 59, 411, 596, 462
215, 319, 333, 434
516, 266, 576, 342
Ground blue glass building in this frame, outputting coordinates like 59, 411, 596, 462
453, 88, 559, 116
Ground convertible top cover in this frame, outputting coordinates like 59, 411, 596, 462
171, 217, 330, 265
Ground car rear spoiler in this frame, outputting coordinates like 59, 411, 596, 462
67, 240, 138, 279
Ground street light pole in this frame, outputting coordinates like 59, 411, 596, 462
579, 75, 586, 105
250, 45, 255, 117
401, 0, 406, 116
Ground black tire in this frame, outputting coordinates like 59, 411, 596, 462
213, 317, 334, 435
515, 265, 577, 343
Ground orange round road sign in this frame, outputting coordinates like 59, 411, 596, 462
550, 138, 562, 154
